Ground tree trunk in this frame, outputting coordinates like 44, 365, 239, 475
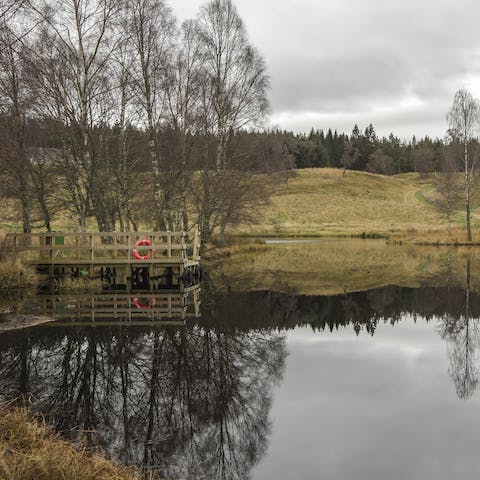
39, 199, 51, 232
20, 194, 31, 233
464, 139, 472, 241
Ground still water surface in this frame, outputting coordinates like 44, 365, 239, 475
1, 240, 480, 479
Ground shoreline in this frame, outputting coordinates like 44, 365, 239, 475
225, 231, 480, 246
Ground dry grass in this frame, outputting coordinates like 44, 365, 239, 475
0, 403, 153, 480
54, 275, 103, 291
0, 260, 39, 289
203, 241, 271, 262
391, 227, 480, 245
229, 169, 480, 241
0, 234, 40, 289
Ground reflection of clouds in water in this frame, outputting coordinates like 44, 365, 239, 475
288, 323, 429, 362
254, 316, 480, 480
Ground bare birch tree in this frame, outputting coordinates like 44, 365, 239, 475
196, 0, 269, 170
0, 22, 34, 232
434, 148, 462, 237
447, 89, 480, 241
32, 0, 119, 232
164, 19, 204, 230
109, 37, 138, 232
188, 0, 272, 241
123, 0, 176, 230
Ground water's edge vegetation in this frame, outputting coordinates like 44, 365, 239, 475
0, 403, 150, 480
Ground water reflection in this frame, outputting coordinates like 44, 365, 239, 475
3, 249, 480, 478
438, 258, 480, 400
0, 324, 286, 478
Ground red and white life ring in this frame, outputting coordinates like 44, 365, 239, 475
132, 239, 155, 260
132, 297, 157, 309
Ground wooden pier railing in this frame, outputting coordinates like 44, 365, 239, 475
5, 230, 201, 267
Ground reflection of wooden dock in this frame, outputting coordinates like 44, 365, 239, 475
34, 284, 201, 322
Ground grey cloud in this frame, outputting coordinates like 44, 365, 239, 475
271, 50, 412, 112
172, 0, 480, 137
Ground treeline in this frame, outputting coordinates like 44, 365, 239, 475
280, 124, 445, 174
0, 0, 293, 239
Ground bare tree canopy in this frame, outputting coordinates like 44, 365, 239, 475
447, 89, 480, 142
197, 0, 270, 169
0, 0, 291, 238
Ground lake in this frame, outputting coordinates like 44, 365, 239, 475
1, 239, 480, 479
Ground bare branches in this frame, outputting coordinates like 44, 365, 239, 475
0, 0, 25, 23
447, 89, 480, 241
29, 0, 121, 231
0, 0, 279, 237
196, 0, 269, 170
447, 89, 480, 142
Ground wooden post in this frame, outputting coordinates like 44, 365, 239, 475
49, 234, 54, 264
89, 234, 94, 262
181, 233, 187, 261
179, 263, 184, 287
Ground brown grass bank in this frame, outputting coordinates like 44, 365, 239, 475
0, 403, 154, 480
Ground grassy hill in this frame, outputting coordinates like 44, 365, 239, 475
232, 168, 474, 241
0, 168, 477, 242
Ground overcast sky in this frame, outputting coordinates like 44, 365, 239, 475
172, 0, 480, 139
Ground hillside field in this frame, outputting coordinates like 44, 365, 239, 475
231, 168, 478, 242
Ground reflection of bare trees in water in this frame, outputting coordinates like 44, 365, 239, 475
0, 326, 286, 479
440, 257, 480, 400
5, 258, 480, 480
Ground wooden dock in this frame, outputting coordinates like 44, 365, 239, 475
5, 230, 201, 285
